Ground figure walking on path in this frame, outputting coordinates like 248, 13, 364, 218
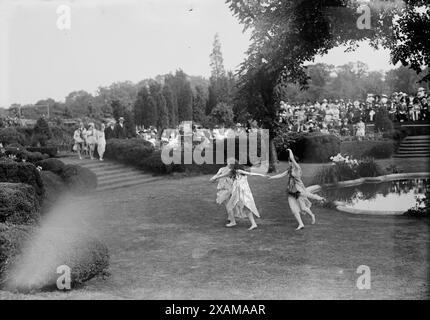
268, 149, 325, 230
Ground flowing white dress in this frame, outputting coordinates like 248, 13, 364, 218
216, 166, 233, 205
226, 173, 260, 218
97, 130, 106, 156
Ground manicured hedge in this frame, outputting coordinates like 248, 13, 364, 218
0, 128, 27, 146
0, 183, 40, 224
0, 160, 45, 202
105, 139, 155, 164
341, 140, 395, 159
26, 146, 57, 158
0, 223, 109, 291
289, 134, 341, 163
363, 142, 395, 159
36, 158, 66, 176
4, 147, 48, 163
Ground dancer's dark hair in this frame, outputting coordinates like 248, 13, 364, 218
229, 160, 246, 179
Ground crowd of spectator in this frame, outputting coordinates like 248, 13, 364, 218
278, 87, 429, 136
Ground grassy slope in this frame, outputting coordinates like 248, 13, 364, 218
0, 159, 429, 299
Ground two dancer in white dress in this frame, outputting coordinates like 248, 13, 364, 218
211, 149, 324, 231
210, 158, 267, 230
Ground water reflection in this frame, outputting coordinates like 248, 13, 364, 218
319, 179, 430, 212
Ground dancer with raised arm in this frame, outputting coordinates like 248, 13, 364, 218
268, 149, 324, 230
211, 160, 267, 230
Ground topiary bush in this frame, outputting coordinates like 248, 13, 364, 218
0, 183, 40, 224
105, 139, 155, 164
4, 147, 48, 163
0, 223, 109, 291
26, 146, 57, 158
356, 158, 385, 177
60, 164, 97, 193
290, 133, 341, 163
363, 142, 395, 159
0, 160, 45, 203
0, 128, 27, 146
36, 158, 66, 176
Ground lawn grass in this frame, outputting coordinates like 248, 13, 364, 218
0, 158, 428, 299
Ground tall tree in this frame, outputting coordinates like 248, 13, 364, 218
193, 85, 207, 124
162, 84, 178, 127
226, 0, 430, 171
134, 86, 151, 126
207, 33, 230, 115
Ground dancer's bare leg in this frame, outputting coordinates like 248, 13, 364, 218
247, 210, 257, 230
288, 196, 304, 230
302, 207, 316, 224
226, 208, 236, 227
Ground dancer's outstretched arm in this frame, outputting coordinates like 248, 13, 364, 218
237, 169, 267, 178
268, 170, 289, 179
287, 149, 301, 170
210, 170, 231, 182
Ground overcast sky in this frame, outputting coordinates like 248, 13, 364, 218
0, 0, 397, 108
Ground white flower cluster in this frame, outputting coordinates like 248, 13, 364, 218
330, 153, 359, 166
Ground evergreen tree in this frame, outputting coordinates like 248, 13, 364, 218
162, 84, 177, 127
134, 86, 151, 126
111, 99, 126, 122
156, 91, 169, 133
193, 85, 207, 124
33, 117, 52, 147
207, 33, 229, 114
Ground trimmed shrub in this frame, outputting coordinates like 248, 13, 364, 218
0, 128, 26, 146
0, 183, 40, 224
0, 160, 45, 202
26, 146, 57, 158
290, 134, 341, 163
36, 158, 66, 176
0, 223, 109, 291
4, 147, 47, 163
356, 158, 385, 177
105, 139, 154, 164
363, 142, 395, 159
61, 164, 97, 193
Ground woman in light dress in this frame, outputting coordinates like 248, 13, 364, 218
268, 149, 324, 230
210, 158, 235, 226
85, 123, 98, 160
97, 123, 106, 161
355, 119, 366, 140
211, 160, 267, 230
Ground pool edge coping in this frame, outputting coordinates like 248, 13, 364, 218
306, 172, 430, 215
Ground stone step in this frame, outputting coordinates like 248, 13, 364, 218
394, 154, 430, 158
97, 172, 149, 183
404, 135, 430, 140
97, 176, 161, 191
88, 166, 139, 175
96, 170, 142, 180
398, 146, 430, 151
